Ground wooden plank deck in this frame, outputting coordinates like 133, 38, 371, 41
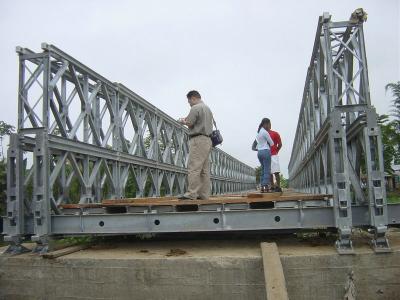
59, 192, 332, 209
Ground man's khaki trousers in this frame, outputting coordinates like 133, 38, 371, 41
184, 135, 212, 199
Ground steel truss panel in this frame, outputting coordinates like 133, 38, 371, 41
288, 11, 391, 253
3, 43, 256, 249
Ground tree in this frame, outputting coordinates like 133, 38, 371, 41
280, 174, 288, 188
0, 121, 15, 218
254, 165, 288, 188
255, 166, 261, 184
386, 81, 400, 123
0, 121, 15, 137
0, 161, 6, 214
378, 115, 399, 173
384, 82, 400, 166
0, 121, 15, 159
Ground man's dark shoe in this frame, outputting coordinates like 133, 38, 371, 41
178, 195, 193, 200
274, 187, 282, 193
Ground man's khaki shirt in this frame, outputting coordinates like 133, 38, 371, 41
186, 101, 213, 137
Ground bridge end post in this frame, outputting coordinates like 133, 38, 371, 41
2, 134, 30, 255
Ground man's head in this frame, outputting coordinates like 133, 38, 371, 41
186, 90, 201, 107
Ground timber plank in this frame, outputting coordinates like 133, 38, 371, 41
260, 242, 289, 300
102, 194, 247, 204
59, 192, 332, 209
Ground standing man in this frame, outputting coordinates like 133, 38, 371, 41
178, 90, 213, 200
267, 120, 282, 192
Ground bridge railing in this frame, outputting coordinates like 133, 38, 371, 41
288, 12, 389, 253
4, 43, 256, 246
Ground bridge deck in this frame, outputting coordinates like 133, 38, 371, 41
60, 192, 332, 209
4, 192, 396, 240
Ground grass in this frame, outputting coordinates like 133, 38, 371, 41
50, 236, 95, 250
387, 190, 400, 204
0, 236, 95, 250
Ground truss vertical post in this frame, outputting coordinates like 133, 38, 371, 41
112, 89, 123, 199
3, 134, 30, 254
31, 54, 52, 253
31, 131, 51, 251
59, 77, 68, 204
16, 49, 26, 130
93, 93, 102, 202
364, 108, 390, 252
330, 112, 354, 254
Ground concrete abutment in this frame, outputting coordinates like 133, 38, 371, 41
1, 234, 399, 300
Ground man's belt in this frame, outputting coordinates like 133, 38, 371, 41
189, 133, 210, 139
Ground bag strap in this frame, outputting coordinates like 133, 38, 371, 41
212, 118, 218, 130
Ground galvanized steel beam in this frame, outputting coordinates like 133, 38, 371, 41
288, 11, 390, 253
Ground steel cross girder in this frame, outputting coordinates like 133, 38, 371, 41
2, 43, 256, 249
288, 12, 390, 253
3, 202, 400, 237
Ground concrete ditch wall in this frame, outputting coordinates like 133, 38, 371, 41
282, 252, 400, 300
0, 242, 399, 300
0, 255, 265, 300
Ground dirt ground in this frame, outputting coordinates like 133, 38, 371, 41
2, 228, 399, 259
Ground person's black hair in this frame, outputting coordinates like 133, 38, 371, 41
186, 90, 201, 99
257, 118, 271, 132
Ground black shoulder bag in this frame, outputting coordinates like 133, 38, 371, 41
210, 119, 223, 147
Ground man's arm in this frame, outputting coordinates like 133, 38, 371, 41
179, 106, 198, 129
178, 118, 194, 128
276, 133, 282, 152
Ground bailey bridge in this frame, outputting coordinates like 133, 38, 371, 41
2, 11, 400, 255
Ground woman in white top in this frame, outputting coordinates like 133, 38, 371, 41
256, 118, 274, 192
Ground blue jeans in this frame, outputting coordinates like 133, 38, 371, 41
257, 149, 271, 187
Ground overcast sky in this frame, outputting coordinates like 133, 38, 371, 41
0, 0, 399, 177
